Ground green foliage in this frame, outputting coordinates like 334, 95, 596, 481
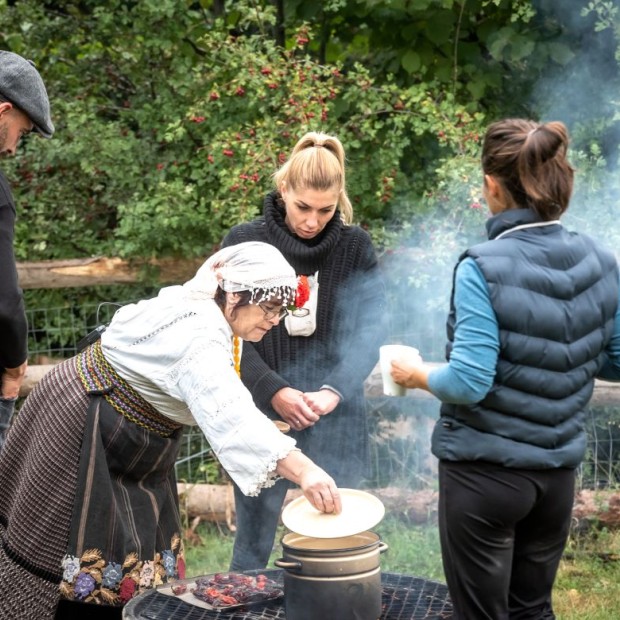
582, 0, 620, 33
561, 141, 620, 257
176, 428, 227, 485
2, 0, 617, 264
1, 0, 485, 263
2, 0, 207, 260
376, 517, 444, 580
279, 0, 576, 113
0, 0, 618, 359
183, 520, 236, 575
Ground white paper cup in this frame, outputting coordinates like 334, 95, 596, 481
379, 345, 422, 396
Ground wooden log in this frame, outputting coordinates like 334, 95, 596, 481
177, 484, 620, 532
177, 483, 236, 532
572, 490, 620, 534
175, 484, 438, 527
17, 256, 204, 289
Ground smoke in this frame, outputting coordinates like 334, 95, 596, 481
384, 1, 620, 358
531, 0, 620, 242
372, 0, 620, 491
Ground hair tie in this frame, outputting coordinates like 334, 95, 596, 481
313, 143, 324, 148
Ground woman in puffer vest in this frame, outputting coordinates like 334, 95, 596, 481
391, 119, 620, 620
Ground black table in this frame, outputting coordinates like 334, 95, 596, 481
123, 570, 453, 619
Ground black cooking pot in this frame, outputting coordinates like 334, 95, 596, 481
274, 531, 388, 620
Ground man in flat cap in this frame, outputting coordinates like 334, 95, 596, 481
0, 50, 54, 451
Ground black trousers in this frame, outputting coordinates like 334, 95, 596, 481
438, 460, 576, 620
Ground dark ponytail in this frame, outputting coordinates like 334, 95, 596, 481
482, 119, 574, 220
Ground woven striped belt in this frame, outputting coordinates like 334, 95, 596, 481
76, 340, 182, 438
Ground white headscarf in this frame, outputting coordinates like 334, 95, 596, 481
183, 241, 297, 305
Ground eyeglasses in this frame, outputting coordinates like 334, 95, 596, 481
258, 303, 289, 321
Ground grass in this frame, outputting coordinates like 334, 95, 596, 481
184, 515, 620, 619
553, 527, 620, 619
554, 555, 620, 619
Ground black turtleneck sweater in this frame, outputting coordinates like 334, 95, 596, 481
222, 191, 388, 481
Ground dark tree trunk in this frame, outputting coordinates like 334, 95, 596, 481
274, 0, 285, 48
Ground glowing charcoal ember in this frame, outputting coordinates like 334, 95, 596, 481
170, 583, 187, 596
190, 572, 284, 608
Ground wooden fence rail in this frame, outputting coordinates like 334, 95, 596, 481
15, 256, 620, 405
20, 362, 620, 404
17, 256, 204, 289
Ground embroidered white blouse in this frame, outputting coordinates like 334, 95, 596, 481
100, 284, 297, 496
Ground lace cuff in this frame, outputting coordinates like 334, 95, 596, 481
244, 444, 296, 497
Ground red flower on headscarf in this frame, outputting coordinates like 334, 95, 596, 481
294, 275, 310, 309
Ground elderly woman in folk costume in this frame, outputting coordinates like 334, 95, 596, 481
0, 241, 341, 620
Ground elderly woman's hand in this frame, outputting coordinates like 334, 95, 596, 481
298, 464, 342, 514
276, 450, 342, 514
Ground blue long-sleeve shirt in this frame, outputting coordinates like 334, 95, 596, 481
428, 257, 620, 404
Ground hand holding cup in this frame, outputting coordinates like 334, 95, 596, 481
379, 345, 423, 396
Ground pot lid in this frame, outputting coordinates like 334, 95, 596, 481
281, 489, 385, 539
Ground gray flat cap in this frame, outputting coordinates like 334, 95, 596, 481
0, 51, 54, 138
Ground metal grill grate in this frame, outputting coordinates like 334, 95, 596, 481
123, 571, 453, 620
379, 573, 452, 619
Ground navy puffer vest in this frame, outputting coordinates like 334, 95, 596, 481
431, 209, 619, 469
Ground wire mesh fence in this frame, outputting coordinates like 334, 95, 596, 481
26, 300, 131, 362
23, 298, 620, 491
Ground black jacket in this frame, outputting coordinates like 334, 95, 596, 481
0, 170, 27, 370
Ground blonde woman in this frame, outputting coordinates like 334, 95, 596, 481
222, 132, 388, 570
